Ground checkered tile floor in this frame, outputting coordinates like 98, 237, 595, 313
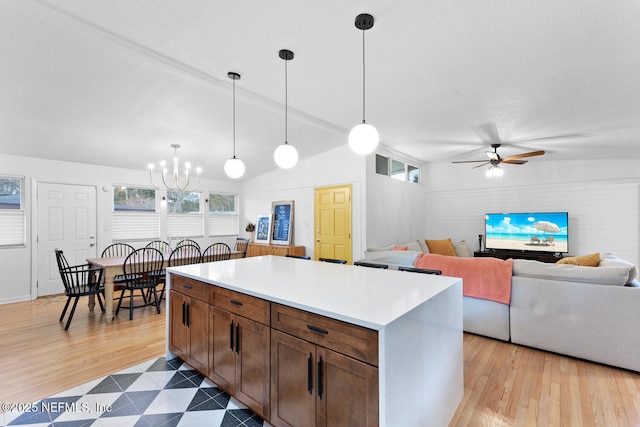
1, 357, 271, 427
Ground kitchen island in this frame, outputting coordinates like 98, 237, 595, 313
166, 255, 463, 426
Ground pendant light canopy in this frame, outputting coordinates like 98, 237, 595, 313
349, 13, 379, 155
274, 49, 299, 169
224, 71, 246, 179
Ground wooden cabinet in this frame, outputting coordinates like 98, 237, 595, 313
168, 276, 209, 373
247, 243, 305, 258
270, 304, 379, 427
209, 285, 271, 419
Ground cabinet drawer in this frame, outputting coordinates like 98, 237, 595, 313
271, 303, 378, 366
169, 274, 209, 302
211, 286, 270, 325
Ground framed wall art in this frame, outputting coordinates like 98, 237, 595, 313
254, 214, 272, 244
270, 200, 294, 245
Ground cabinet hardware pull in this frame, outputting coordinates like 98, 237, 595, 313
235, 324, 240, 354
186, 303, 190, 327
307, 325, 329, 335
181, 302, 186, 325
229, 321, 234, 351
317, 357, 323, 400
183, 285, 192, 289
307, 353, 313, 394
230, 300, 243, 307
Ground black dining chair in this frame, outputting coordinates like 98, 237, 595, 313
202, 243, 231, 263
354, 261, 389, 269
176, 239, 201, 250
398, 266, 442, 275
285, 254, 311, 260
101, 243, 136, 298
115, 247, 164, 320
319, 257, 347, 264
55, 250, 105, 331
154, 243, 202, 302
234, 238, 250, 258
146, 240, 171, 255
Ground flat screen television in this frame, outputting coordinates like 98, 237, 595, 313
485, 211, 569, 253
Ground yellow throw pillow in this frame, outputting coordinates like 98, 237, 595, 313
556, 252, 600, 267
425, 238, 457, 257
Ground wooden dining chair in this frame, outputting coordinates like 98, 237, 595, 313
234, 238, 250, 258
202, 243, 231, 263
55, 250, 105, 331
115, 247, 164, 321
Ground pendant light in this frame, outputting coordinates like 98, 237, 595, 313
349, 13, 379, 155
224, 71, 246, 179
274, 49, 299, 169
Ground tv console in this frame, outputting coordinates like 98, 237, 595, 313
474, 250, 563, 264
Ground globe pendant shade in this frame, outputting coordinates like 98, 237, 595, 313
224, 157, 245, 179
274, 144, 298, 169
348, 122, 379, 155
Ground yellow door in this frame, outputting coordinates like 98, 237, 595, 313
314, 184, 352, 264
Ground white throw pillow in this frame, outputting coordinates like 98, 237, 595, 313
453, 240, 473, 258
599, 253, 639, 284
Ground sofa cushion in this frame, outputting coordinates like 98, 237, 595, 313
513, 259, 631, 286
362, 250, 420, 267
556, 252, 600, 267
599, 253, 639, 284
425, 238, 457, 256
453, 240, 473, 258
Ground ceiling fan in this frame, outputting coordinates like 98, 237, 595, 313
452, 143, 545, 176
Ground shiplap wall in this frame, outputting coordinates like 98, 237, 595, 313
425, 181, 640, 265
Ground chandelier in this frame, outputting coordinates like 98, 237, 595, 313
148, 144, 202, 191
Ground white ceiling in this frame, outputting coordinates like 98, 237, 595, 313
1, 0, 639, 180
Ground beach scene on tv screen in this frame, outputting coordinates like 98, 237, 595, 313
485, 212, 568, 253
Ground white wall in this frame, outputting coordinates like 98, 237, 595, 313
423, 159, 640, 266
0, 153, 241, 304
241, 145, 366, 260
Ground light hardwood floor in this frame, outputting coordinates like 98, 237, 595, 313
1, 296, 639, 426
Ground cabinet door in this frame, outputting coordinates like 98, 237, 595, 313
316, 347, 379, 427
271, 330, 316, 427
209, 306, 236, 393
187, 297, 209, 373
169, 291, 188, 358
235, 316, 271, 420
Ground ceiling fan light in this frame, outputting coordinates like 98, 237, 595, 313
494, 166, 503, 176
348, 122, 379, 155
274, 143, 298, 169
224, 157, 245, 179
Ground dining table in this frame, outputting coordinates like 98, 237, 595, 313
86, 250, 243, 321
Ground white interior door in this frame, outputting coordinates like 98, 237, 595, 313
37, 183, 97, 297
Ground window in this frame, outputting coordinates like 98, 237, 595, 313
112, 186, 159, 240
209, 193, 239, 236
375, 154, 420, 184
167, 191, 201, 214
167, 191, 202, 238
0, 177, 25, 246
114, 187, 155, 211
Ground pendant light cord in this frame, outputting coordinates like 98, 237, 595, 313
284, 58, 289, 144
361, 28, 366, 124
232, 78, 236, 158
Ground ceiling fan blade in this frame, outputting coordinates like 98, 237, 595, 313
452, 160, 492, 164
502, 159, 528, 165
503, 150, 545, 161
472, 161, 490, 169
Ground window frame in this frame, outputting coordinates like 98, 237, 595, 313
0, 175, 26, 247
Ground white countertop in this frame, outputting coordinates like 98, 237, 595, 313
168, 255, 461, 330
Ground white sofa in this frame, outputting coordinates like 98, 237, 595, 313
358, 244, 640, 372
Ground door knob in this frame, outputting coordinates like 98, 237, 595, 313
89, 243, 95, 247
316, 239, 320, 242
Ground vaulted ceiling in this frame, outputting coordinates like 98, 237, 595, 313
1, 0, 639, 180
